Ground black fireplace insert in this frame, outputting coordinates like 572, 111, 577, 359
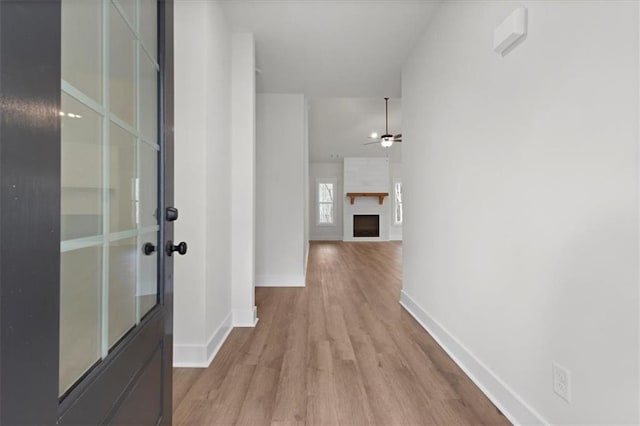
353, 215, 380, 238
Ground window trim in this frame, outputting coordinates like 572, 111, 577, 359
316, 178, 337, 226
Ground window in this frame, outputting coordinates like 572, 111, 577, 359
394, 180, 403, 225
317, 179, 336, 225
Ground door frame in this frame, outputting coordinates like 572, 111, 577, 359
0, 0, 174, 423
159, 0, 175, 422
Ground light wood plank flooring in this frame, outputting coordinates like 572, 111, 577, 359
174, 241, 510, 425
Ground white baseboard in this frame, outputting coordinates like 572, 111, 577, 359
309, 235, 342, 241
173, 311, 233, 368
399, 290, 546, 425
233, 306, 259, 327
255, 274, 306, 287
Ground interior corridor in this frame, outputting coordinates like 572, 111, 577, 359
173, 242, 509, 425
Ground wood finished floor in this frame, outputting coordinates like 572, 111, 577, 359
173, 242, 510, 426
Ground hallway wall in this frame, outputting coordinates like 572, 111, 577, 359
174, 0, 233, 366
256, 93, 308, 287
402, 1, 639, 424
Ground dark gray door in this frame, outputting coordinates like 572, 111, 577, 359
0, 0, 176, 424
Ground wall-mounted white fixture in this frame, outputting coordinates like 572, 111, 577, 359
493, 7, 527, 55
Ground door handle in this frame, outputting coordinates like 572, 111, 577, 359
142, 242, 156, 256
166, 241, 187, 256
166, 207, 179, 222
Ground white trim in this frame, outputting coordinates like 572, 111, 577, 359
399, 290, 547, 425
233, 306, 259, 327
637, 3, 640, 422
173, 312, 233, 368
309, 235, 342, 241
255, 275, 306, 287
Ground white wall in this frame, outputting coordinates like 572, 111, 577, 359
303, 101, 310, 271
309, 161, 401, 241
402, 1, 638, 424
174, 0, 233, 367
256, 93, 308, 287
231, 33, 258, 326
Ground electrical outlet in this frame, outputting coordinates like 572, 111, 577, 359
552, 362, 571, 403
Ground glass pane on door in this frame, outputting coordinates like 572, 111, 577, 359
61, 0, 102, 104
139, 0, 157, 62
59, 0, 159, 398
109, 123, 137, 233
59, 246, 102, 396
60, 93, 103, 240
109, 237, 137, 347
139, 143, 158, 227
114, 0, 137, 30
109, 2, 137, 128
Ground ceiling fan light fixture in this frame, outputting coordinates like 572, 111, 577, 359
364, 98, 402, 147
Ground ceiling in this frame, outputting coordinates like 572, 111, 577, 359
309, 97, 402, 163
221, 0, 441, 97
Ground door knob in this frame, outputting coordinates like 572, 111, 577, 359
166, 207, 179, 222
166, 241, 187, 256
142, 242, 156, 256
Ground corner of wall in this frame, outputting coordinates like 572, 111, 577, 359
233, 306, 258, 327
174, 312, 233, 368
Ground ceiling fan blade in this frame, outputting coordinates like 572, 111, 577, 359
394, 134, 402, 139
363, 141, 380, 145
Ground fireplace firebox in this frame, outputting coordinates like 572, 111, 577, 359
353, 215, 380, 238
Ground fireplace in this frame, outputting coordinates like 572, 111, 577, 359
353, 215, 380, 238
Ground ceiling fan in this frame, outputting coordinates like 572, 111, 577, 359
365, 97, 402, 147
